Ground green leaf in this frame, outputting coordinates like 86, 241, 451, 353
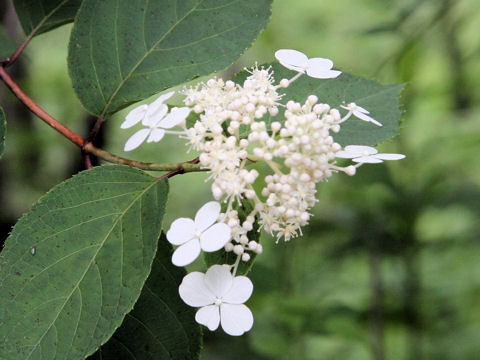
0, 26, 17, 58
204, 199, 260, 276
0, 165, 168, 360
13, 0, 82, 36
68, 0, 273, 116
89, 234, 202, 360
0, 106, 5, 158
236, 63, 404, 146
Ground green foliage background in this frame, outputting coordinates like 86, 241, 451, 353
1, 0, 479, 359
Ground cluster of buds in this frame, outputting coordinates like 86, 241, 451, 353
121, 49, 405, 336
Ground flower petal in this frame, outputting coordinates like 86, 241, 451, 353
166, 218, 196, 245
145, 91, 175, 118
171, 239, 201, 266
143, 104, 168, 127
146, 128, 165, 143
195, 201, 221, 232
123, 128, 150, 151
159, 107, 191, 129
220, 304, 253, 336
222, 276, 253, 304
200, 223, 231, 252
307, 57, 334, 70
154, 90, 175, 105
352, 110, 383, 126
275, 49, 308, 72
353, 104, 369, 114
121, 105, 147, 129
179, 271, 215, 307
335, 150, 356, 159
353, 156, 383, 164
204, 265, 233, 298
342, 145, 378, 157
374, 153, 406, 161
306, 68, 342, 79
195, 305, 220, 331
340, 103, 354, 111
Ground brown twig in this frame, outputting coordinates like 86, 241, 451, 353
1, 34, 33, 68
84, 143, 204, 172
0, 66, 85, 147
0, 65, 205, 174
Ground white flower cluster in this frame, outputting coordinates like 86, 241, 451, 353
120, 49, 406, 336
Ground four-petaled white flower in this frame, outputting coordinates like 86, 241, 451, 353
274, 49, 342, 79
336, 145, 406, 163
121, 91, 191, 151
179, 265, 254, 336
340, 103, 382, 127
167, 202, 231, 266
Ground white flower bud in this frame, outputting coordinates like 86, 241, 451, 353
270, 122, 282, 132
300, 212, 310, 222
242, 221, 253, 231
345, 165, 356, 176
245, 103, 255, 113
279, 78, 290, 88
233, 245, 244, 255
269, 107, 279, 116
241, 253, 251, 262
300, 173, 311, 182
307, 95, 318, 104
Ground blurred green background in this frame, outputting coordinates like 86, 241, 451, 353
1, 0, 479, 359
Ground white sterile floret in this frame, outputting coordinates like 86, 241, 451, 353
340, 103, 382, 127
179, 265, 254, 336
274, 49, 342, 79
166, 202, 231, 266
121, 91, 191, 151
336, 145, 406, 163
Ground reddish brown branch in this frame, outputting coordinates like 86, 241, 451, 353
0, 66, 85, 147
0, 64, 204, 175
2, 35, 33, 68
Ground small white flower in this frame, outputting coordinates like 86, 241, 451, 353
340, 103, 382, 127
179, 265, 254, 336
167, 202, 231, 266
274, 49, 341, 79
336, 145, 406, 163
121, 91, 190, 151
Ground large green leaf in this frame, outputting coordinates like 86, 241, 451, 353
13, 0, 82, 36
0, 106, 5, 158
68, 0, 272, 116
89, 234, 201, 360
236, 63, 404, 146
0, 165, 168, 360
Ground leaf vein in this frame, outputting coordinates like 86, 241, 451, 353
101, 0, 206, 116
23, 180, 159, 358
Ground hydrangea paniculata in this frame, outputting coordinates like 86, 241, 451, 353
121, 49, 405, 336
